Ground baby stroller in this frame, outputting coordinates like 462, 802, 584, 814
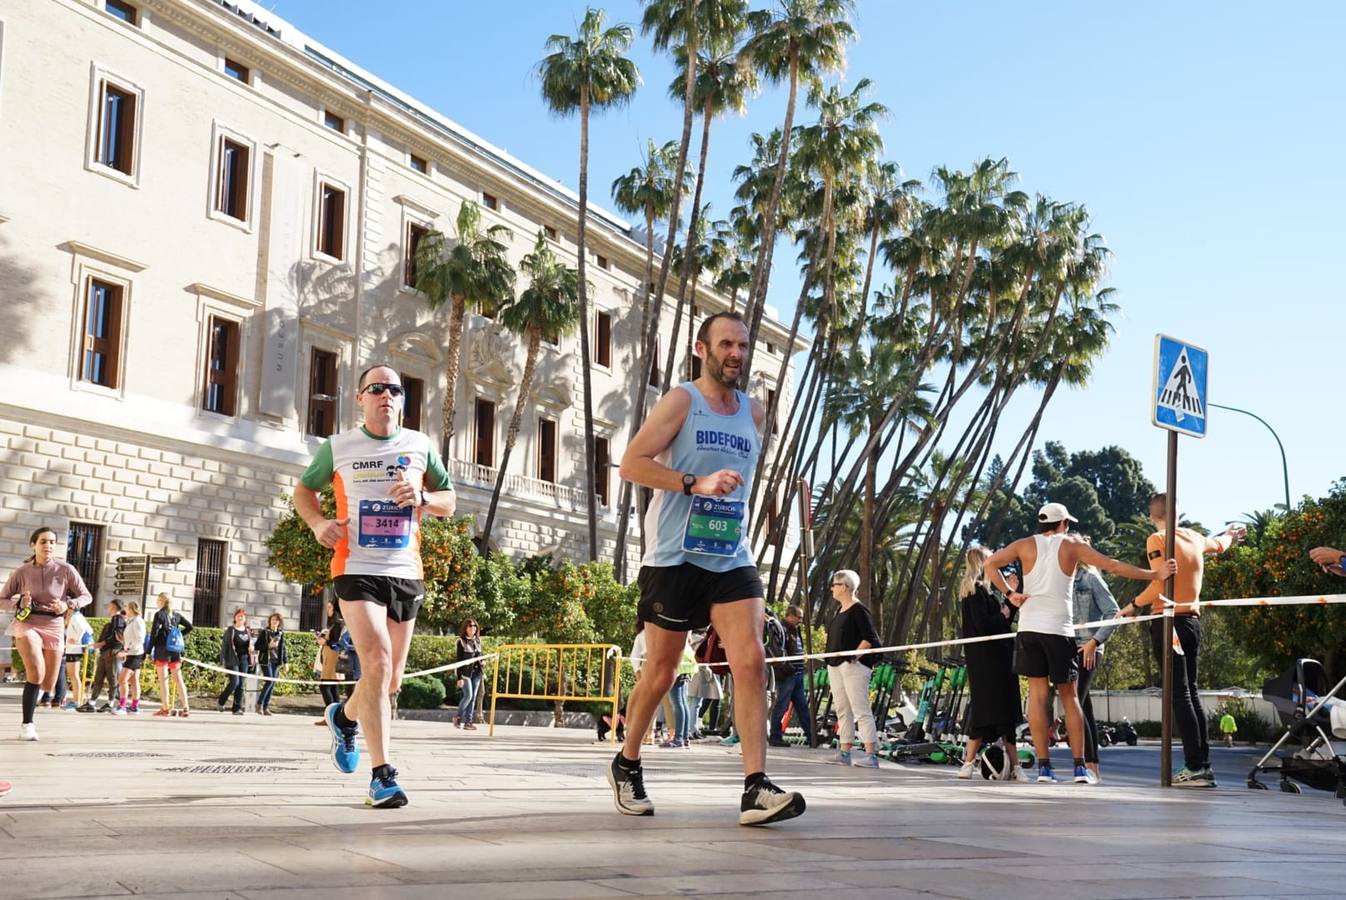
1247, 658, 1346, 803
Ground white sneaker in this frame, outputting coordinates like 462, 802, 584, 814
1008, 767, 1030, 782
957, 761, 976, 779
19, 723, 38, 741
111, 706, 127, 717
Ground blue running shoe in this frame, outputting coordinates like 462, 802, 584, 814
367, 766, 408, 808
1036, 765, 1058, 784
1073, 765, 1099, 785
325, 702, 360, 774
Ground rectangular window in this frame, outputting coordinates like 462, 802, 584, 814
649, 337, 660, 387
67, 523, 103, 602
767, 342, 777, 355
307, 347, 338, 438
409, 153, 428, 174
401, 374, 424, 432
543, 225, 558, 242
193, 539, 226, 626
317, 182, 345, 259
323, 110, 345, 133
97, 82, 136, 175
215, 137, 250, 221
203, 317, 241, 416
81, 279, 124, 388
474, 398, 496, 467
767, 388, 778, 435
596, 254, 610, 271
594, 436, 610, 507
481, 192, 498, 211
105, 0, 137, 24
537, 418, 557, 484
223, 58, 249, 83
404, 222, 429, 288
595, 310, 612, 368
299, 584, 325, 632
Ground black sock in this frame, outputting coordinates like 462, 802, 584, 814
616, 751, 640, 771
372, 763, 393, 781
22, 682, 39, 724
1074, 757, 1086, 769
333, 703, 356, 730
745, 771, 768, 791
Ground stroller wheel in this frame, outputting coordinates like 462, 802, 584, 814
1279, 780, 1302, 794
1247, 780, 1268, 790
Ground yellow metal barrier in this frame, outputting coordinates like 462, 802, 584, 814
488, 643, 622, 741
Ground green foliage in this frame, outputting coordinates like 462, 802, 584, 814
265, 489, 336, 588
398, 676, 447, 709
1206, 484, 1346, 677
417, 516, 486, 633
1207, 698, 1273, 744
513, 559, 638, 647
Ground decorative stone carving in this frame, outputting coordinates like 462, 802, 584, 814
464, 319, 519, 388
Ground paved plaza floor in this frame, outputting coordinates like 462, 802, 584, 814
2, 688, 1343, 900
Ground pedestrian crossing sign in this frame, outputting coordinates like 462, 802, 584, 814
1152, 334, 1209, 438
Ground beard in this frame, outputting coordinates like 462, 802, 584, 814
704, 349, 742, 388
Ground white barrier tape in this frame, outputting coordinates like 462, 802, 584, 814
181, 652, 497, 687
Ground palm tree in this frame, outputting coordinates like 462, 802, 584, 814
481, 233, 582, 550
660, 14, 754, 392
537, 7, 640, 561
609, 138, 683, 578
738, 0, 856, 384
413, 201, 516, 459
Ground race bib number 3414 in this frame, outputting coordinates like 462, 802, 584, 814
358, 499, 412, 549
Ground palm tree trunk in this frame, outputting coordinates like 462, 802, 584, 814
576, 87, 598, 561
613, 207, 659, 579
665, 98, 715, 391
741, 47, 800, 388
482, 331, 543, 549
857, 222, 880, 334
440, 295, 467, 460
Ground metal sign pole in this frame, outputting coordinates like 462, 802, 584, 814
795, 479, 817, 749
1161, 431, 1177, 788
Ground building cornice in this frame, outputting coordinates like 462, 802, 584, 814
61, 240, 149, 273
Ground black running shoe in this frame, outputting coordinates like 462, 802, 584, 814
607, 754, 654, 816
739, 777, 806, 826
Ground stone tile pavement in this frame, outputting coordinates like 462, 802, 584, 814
0, 688, 1342, 899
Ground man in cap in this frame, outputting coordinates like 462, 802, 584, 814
984, 502, 1175, 784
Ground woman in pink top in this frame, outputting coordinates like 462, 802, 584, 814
2, 526, 92, 741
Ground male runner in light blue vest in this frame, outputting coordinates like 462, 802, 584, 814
610, 311, 805, 826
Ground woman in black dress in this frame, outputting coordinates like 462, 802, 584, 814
957, 547, 1026, 780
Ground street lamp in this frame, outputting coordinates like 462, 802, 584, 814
1208, 402, 1291, 512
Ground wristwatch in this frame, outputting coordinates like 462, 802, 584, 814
681, 472, 697, 496
415, 487, 427, 508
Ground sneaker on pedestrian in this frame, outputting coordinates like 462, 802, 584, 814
1073, 765, 1099, 785
19, 723, 38, 741
324, 702, 360, 774
1172, 767, 1213, 788
111, 705, 126, 717
463, 722, 477, 731
153, 708, 171, 717
232, 709, 244, 716
768, 737, 790, 748
830, 750, 852, 766
129, 702, 140, 715
739, 776, 806, 826
366, 766, 408, 809
453, 716, 462, 729
96, 703, 112, 713
1036, 765, 1058, 784
60, 701, 77, 712
76, 702, 95, 713
607, 753, 654, 816
1199, 766, 1218, 787
957, 761, 976, 779
1008, 767, 1031, 782
659, 737, 686, 749
217, 701, 226, 713
719, 733, 740, 746
853, 752, 880, 769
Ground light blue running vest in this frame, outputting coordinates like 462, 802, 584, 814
642, 382, 759, 572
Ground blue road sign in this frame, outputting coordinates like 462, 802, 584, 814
1152, 334, 1209, 438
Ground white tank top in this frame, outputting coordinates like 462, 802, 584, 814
1019, 533, 1076, 637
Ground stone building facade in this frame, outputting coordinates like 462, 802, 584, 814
0, 0, 801, 627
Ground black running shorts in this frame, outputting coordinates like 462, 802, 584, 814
1013, 631, 1078, 684
333, 575, 425, 624
637, 563, 764, 631
122, 654, 146, 672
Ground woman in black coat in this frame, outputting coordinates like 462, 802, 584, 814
957, 547, 1026, 780
217, 607, 255, 715
255, 612, 288, 716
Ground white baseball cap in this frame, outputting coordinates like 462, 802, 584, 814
1038, 502, 1078, 524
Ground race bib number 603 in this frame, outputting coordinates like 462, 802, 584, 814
683, 496, 745, 557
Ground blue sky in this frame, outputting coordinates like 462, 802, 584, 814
267, 0, 1343, 530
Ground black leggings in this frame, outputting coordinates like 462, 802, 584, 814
1076, 649, 1099, 764
1149, 616, 1208, 770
